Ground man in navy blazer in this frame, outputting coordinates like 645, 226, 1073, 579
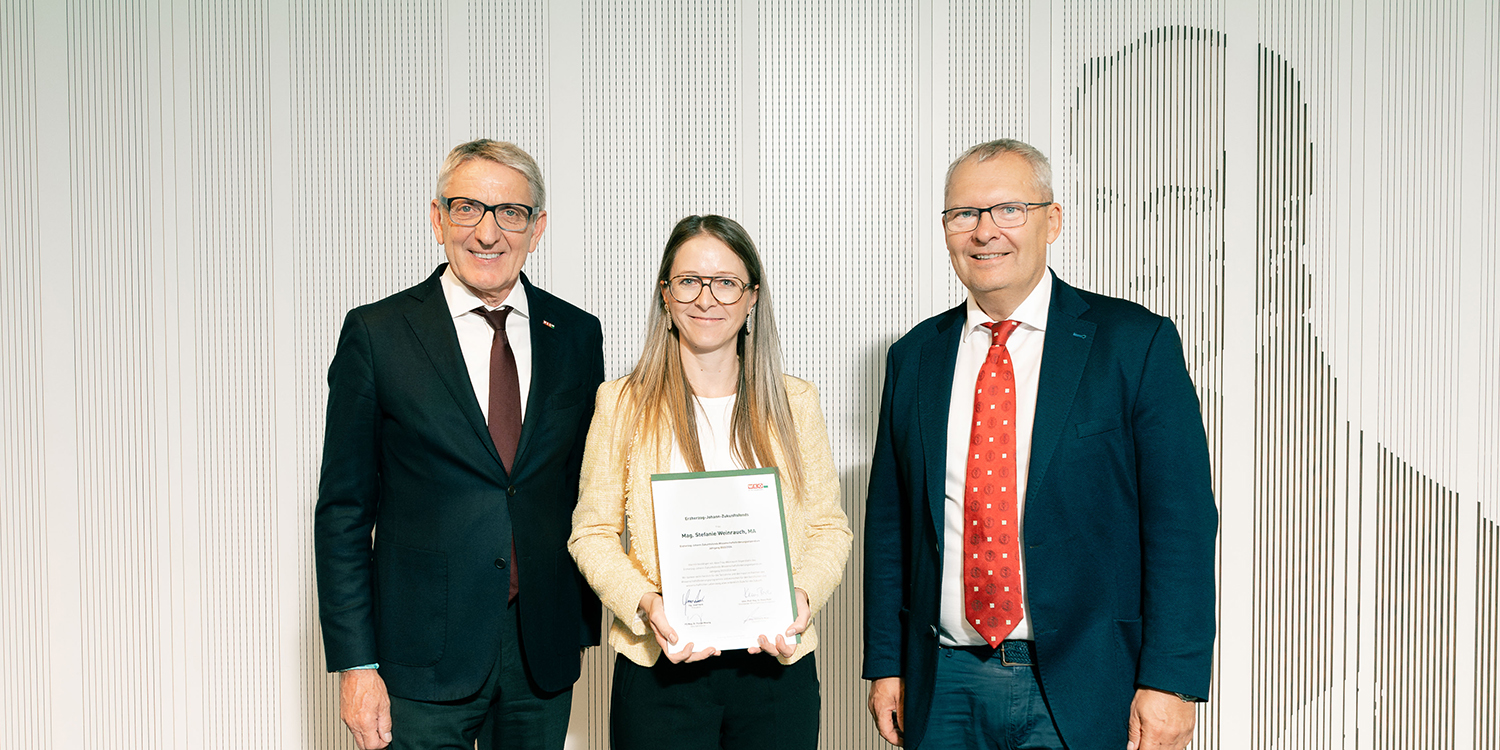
863, 139, 1216, 750
315, 140, 603, 750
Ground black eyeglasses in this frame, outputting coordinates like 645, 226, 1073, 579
661, 275, 757, 305
940, 202, 1053, 232
439, 196, 537, 232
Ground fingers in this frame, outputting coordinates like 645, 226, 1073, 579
867, 678, 905, 747
663, 642, 719, 663
790, 588, 812, 634
339, 670, 392, 750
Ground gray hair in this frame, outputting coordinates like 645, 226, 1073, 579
434, 139, 547, 210
944, 139, 1054, 203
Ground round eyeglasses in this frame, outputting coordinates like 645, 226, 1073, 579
940, 201, 1053, 232
661, 275, 757, 305
439, 196, 537, 232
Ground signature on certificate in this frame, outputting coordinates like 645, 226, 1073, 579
681, 588, 706, 608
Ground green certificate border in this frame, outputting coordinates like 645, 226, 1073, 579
650, 466, 800, 644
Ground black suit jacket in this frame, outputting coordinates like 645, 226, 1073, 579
862, 274, 1217, 750
315, 265, 604, 700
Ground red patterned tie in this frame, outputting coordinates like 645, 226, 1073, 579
963, 319, 1023, 646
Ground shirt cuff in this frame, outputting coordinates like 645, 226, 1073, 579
340, 663, 379, 671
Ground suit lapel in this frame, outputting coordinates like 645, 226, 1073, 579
515, 274, 558, 471
1028, 276, 1095, 495
404, 265, 508, 474
920, 305, 966, 540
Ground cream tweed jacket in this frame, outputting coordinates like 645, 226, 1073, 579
568, 375, 852, 667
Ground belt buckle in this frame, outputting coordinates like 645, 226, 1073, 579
998, 640, 1032, 667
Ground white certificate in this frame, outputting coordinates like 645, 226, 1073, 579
651, 467, 799, 654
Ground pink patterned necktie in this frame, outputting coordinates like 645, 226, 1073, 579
963, 319, 1023, 646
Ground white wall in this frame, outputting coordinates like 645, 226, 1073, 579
2, 1, 1497, 748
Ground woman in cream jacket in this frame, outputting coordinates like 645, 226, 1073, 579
569, 215, 851, 750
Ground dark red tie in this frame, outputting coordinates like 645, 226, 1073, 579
474, 306, 522, 601
963, 319, 1023, 646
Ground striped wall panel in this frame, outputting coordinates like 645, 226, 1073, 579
1058, 10, 1228, 748
3, 1, 1498, 747
0, 1, 50, 746
65, 1, 173, 745
181, 0, 283, 744
943, 0, 1030, 309
758, 3, 918, 746
288, 2, 453, 746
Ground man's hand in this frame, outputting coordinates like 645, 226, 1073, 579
339, 669, 393, 749
867, 676, 906, 746
639, 592, 719, 663
1126, 688, 1196, 750
749, 588, 812, 658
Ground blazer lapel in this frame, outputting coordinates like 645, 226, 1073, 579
919, 304, 966, 540
404, 266, 507, 473
514, 275, 557, 470
1028, 276, 1095, 494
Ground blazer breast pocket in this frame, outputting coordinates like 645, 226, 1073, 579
545, 382, 590, 411
1075, 413, 1123, 438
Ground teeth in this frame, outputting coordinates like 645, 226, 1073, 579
975, 254, 1001, 260
473, 252, 501, 260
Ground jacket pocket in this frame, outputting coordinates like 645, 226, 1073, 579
1076, 412, 1123, 438
1113, 617, 1143, 663
376, 541, 448, 667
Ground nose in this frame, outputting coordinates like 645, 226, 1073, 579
691, 285, 717, 307
973, 209, 1005, 240
473, 209, 504, 243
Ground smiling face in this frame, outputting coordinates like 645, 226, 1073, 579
429, 159, 547, 306
944, 152, 1062, 320
662, 234, 759, 359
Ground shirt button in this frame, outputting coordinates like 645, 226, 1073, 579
507, 486, 518, 497
494, 558, 506, 569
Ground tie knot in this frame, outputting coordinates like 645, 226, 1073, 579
984, 319, 1021, 346
473, 305, 513, 331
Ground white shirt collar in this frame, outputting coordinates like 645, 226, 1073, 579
440, 266, 531, 320
963, 268, 1053, 342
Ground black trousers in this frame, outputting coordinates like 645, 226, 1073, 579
385, 599, 573, 750
610, 651, 820, 750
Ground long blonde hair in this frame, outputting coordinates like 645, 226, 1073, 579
621, 215, 804, 495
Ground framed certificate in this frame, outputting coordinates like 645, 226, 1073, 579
651, 467, 800, 653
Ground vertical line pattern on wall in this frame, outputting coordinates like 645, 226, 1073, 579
757, 3, 919, 746
1475, 0, 1500, 745
582, 0, 740, 383
68, 0, 169, 745
1059, 8, 1226, 747
945, 0, 1028, 309
6, 1, 1500, 747
186, 0, 281, 743
1374, 448, 1458, 747
468, 0, 552, 287
289, 2, 452, 745
0, 0, 49, 746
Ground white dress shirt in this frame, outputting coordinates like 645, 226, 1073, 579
440, 267, 533, 423
938, 269, 1052, 646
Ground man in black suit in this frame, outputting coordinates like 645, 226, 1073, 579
315, 139, 604, 750
862, 140, 1217, 750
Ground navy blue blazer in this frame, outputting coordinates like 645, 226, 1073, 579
315, 265, 604, 701
862, 273, 1217, 749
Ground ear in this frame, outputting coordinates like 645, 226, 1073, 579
1045, 202, 1063, 244
429, 200, 445, 244
526, 210, 548, 253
